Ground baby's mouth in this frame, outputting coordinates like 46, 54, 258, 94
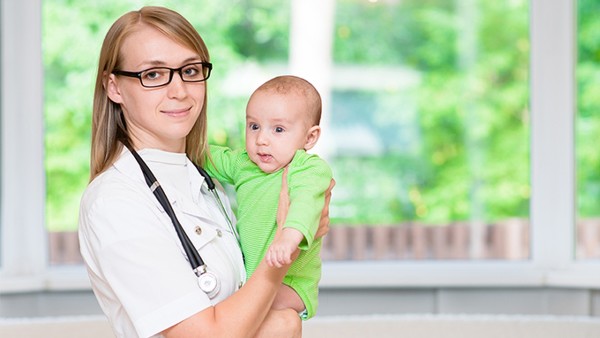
258, 153, 273, 162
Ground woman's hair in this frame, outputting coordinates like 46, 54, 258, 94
90, 6, 210, 181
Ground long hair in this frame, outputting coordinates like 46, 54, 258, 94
90, 6, 210, 181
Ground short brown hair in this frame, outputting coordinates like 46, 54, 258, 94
252, 75, 322, 126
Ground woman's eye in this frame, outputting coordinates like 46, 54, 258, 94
142, 69, 168, 82
144, 71, 161, 80
183, 66, 199, 77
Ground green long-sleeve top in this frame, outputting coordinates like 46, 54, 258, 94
205, 145, 333, 319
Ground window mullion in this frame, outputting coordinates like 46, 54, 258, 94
0, 0, 47, 291
530, 0, 576, 271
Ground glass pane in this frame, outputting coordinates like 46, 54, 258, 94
43, 3, 100, 265
42, 1, 289, 265
43, 0, 530, 265
576, 0, 600, 260
323, 0, 530, 261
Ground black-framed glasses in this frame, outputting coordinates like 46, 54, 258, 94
112, 62, 212, 88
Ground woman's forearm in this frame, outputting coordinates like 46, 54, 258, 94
162, 259, 289, 338
163, 168, 299, 338
253, 308, 301, 338
213, 260, 289, 337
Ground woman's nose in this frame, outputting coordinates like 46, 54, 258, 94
166, 73, 187, 98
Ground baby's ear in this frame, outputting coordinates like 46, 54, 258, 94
304, 125, 321, 151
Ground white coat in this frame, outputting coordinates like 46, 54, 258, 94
79, 148, 246, 338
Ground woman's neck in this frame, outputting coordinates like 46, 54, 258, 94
131, 136, 186, 153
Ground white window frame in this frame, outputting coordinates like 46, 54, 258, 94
0, 0, 49, 292
2, 0, 598, 293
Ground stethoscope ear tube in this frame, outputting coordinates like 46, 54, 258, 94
127, 146, 205, 271
192, 163, 241, 244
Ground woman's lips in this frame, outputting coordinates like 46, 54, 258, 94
162, 107, 191, 117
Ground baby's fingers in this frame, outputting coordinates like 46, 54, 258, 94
266, 248, 276, 267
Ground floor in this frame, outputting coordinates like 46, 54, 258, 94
2, 287, 600, 319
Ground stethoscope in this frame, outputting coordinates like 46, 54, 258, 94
126, 145, 240, 299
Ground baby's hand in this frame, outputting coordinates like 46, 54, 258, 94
266, 228, 304, 267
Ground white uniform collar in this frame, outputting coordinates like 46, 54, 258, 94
112, 147, 211, 218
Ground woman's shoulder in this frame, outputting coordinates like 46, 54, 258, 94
84, 166, 134, 195
80, 155, 150, 214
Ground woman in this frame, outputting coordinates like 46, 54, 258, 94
78, 6, 332, 338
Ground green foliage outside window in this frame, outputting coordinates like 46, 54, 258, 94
577, 0, 600, 217
330, 1, 529, 225
43, 0, 599, 232
43, 0, 290, 231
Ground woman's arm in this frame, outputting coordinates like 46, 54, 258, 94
162, 259, 295, 338
162, 171, 334, 338
315, 178, 335, 239
162, 168, 297, 338
258, 174, 336, 333
253, 308, 302, 338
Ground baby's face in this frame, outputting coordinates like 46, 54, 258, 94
245, 91, 311, 173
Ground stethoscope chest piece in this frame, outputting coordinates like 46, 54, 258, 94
197, 269, 220, 299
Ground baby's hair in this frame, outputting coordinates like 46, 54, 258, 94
254, 75, 322, 126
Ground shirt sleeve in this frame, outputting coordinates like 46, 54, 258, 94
284, 151, 333, 250
79, 184, 211, 337
205, 145, 239, 185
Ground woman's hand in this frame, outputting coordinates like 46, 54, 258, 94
276, 167, 290, 230
315, 178, 335, 239
274, 167, 300, 263
276, 170, 334, 244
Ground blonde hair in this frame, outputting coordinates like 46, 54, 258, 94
90, 6, 210, 181
252, 75, 322, 126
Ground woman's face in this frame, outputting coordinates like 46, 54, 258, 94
106, 25, 206, 152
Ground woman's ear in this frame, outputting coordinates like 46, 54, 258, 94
304, 125, 321, 151
106, 73, 124, 104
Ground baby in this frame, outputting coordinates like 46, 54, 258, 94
206, 75, 333, 319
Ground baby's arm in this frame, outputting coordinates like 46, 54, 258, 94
266, 227, 304, 268
271, 284, 306, 314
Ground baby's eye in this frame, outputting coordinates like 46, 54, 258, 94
275, 126, 284, 133
249, 123, 259, 131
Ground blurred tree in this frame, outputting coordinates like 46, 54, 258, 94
48, 0, 598, 233
330, 0, 529, 225
577, 0, 600, 217
43, 0, 289, 231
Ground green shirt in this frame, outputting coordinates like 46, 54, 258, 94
206, 145, 333, 319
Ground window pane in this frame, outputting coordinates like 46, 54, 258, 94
323, 0, 530, 261
43, 2, 102, 265
576, 0, 600, 260
43, 0, 530, 265
43, 1, 290, 265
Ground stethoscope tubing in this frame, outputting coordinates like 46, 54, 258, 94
125, 145, 243, 299
127, 146, 206, 272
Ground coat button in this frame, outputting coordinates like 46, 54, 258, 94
195, 226, 202, 235
216, 229, 223, 237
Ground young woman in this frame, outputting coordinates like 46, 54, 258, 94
78, 6, 332, 338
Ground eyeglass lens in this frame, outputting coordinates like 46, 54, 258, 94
141, 63, 210, 87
